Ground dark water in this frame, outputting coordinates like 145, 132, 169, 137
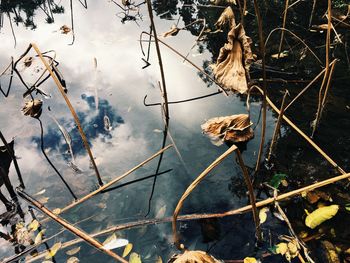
0, 1, 349, 262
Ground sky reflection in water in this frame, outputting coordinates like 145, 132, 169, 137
0, 1, 275, 261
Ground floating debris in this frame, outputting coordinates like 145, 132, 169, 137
201, 114, 254, 145
21, 99, 43, 118
103, 114, 112, 132
60, 25, 71, 34
168, 250, 221, 263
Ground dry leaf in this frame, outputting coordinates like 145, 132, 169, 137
259, 207, 269, 224
28, 219, 40, 231
24, 56, 33, 67
102, 233, 128, 250
22, 99, 43, 118
276, 243, 288, 255
67, 257, 79, 263
215, 6, 235, 29
34, 229, 45, 245
45, 242, 62, 259
320, 240, 340, 263
155, 205, 166, 219
156, 256, 163, 263
212, 8, 253, 94
305, 205, 339, 229
15, 223, 33, 246
129, 252, 142, 263
169, 250, 221, 263
52, 208, 61, 215
66, 246, 81, 256
201, 114, 254, 145
162, 25, 181, 37
38, 196, 49, 204
122, 243, 133, 257
34, 189, 46, 196
60, 25, 71, 34
243, 257, 257, 263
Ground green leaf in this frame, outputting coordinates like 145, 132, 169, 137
269, 173, 288, 188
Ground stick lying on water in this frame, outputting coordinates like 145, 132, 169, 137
16, 188, 127, 263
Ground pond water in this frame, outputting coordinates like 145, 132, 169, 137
0, 1, 349, 262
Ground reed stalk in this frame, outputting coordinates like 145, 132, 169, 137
278, 0, 289, 58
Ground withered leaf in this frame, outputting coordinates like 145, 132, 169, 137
169, 250, 221, 263
212, 20, 253, 94
60, 25, 71, 34
21, 99, 43, 118
215, 7, 235, 29
201, 114, 254, 145
66, 246, 81, 256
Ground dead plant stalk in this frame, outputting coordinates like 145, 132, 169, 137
253, 0, 267, 173
31, 43, 103, 186
172, 145, 262, 248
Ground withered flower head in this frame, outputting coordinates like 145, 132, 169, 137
22, 99, 43, 118
201, 114, 254, 145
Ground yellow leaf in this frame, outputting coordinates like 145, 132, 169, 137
45, 242, 62, 259
259, 207, 269, 224
244, 257, 257, 263
38, 196, 49, 204
129, 252, 142, 263
34, 229, 45, 245
155, 256, 163, 263
34, 189, 46, 196
103, 233, 117, 246
305, 205, 339, 229
67, 257, 79, 263
287, 241, 299, 258
276, 243, 288, 255
123, 243, 133, 257
66, 246, 81, 256
28, 220, 40, 231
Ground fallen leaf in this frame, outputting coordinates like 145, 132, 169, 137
34, 229, 45, 244
201, 114, 254, 145
276, 243, 288, 255
67, 257, 79, 263
52, 208, 61, 215
129, 252, 142, 263
66, 246, 81, 256
259, 207, 269, 224
155, 256, 163, 263
102, 233, 128, 250
34, 189, 46, 196
28, 219, 40, 231
305, 205, 339, 229
122, 243, 133, 257
155, 205, 166, 219
60, 25, 71, 34
38, 197, 49, 204
169, 250, 221, 263
244, 257, 257, 263
45, 242, 62, 259
22, 99, 43, 118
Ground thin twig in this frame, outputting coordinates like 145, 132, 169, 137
278, 0, 289, 58
253, 0, 267, 173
